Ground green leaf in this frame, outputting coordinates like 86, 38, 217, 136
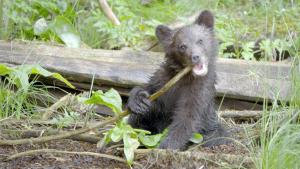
50, 111, 80, 128
241, 42, 255, 60
85, 89, 122, 115
110, 125, 123, 142
10, 70, 30, 89
103, 130, 113, 144
123, 134, 140, 165
51, 15, 80, 48
34, 18, 48, 35
138, 133, 163, 147
0, 64, 13, 76
189, 133, 203, 144
1, 64, 74, 90
133, 128, 151, 134
28, 64, 75, 89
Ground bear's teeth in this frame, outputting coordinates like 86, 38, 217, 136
193, 63, 208, 76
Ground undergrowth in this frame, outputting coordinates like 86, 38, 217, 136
1, 0, 299, 61
246, 22, 300, 169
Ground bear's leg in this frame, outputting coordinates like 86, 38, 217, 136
159, 112, 194, 150
200, 105, 231, 147
201, 124, 231, 147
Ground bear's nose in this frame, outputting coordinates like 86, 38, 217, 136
192, 55, 200, 63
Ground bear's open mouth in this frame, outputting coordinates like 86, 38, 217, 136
192, 63, 208, 76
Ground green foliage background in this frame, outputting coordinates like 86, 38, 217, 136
1, 0, 299, 60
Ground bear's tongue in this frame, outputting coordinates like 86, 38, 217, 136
192, 63, 208, 76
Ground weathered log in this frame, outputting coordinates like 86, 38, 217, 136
0, 40, 292, 101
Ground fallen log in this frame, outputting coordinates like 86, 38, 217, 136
0, 40, 292, 101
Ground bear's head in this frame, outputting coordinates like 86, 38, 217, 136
156, 10, 217, 77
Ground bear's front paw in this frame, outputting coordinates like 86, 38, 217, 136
127, 87, 151, 115
159, 139, 182, 150
159, 141, 169, 149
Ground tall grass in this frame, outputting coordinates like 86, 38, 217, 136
248, 8, 300, 168
0, 78, 55, 119
250, 106, 300, 169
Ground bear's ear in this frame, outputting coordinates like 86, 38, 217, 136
195, 10, 214, 29
156, 25, 173, 48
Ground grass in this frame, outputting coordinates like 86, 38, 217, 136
0, 78, 55, 119
0, 0, 299, 60
248, 105, 300, 169
246, 31, 300, 169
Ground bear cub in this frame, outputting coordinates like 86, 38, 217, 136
127, 10, 229, 150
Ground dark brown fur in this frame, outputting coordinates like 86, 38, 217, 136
127, 10, 230, 150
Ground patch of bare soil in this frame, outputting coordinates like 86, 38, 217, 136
0, 139, 127, 169
0, 139, 250, 169
0, 119, 253, 169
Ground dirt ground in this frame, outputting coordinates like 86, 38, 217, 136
0, 109, 253, 169
0, 137, 249, 169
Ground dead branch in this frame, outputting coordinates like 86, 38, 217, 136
1, 129, 101, 144
0, 66, 192, 146
0, 119, 100, 128
41, 93, 73, 120
98, 0, 120, 25
0, 117, 117, 145
219, 110, 262, 119
6, 149, 142, 167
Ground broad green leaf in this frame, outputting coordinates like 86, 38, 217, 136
11, 70, 29, 89
28, 64, 75, 89
133, 128, 151, 134
138, 133, 163, 147
123, 134, 140, 165
0, 64, 13, 76
51, 15, 80, 48
85, 89, 122, 114
1, 64, 74, 90
189, 133, 203, 144
34, 18, 48, 35
110, 125, 123, 142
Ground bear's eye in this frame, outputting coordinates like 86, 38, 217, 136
179, 44, 187, 51
197, 39, 203, 45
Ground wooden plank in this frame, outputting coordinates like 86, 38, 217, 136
0, 41, 292, 101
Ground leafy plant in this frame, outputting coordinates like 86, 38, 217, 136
241, 41, 255, 60
3, 0, 80, 47
0, 64, 74, 91
103, 120, 163, 165
85, 89, 164, 165
259, 39, 291, 61
0, 64, 73, 118
85, 89, 122, 115
51, 111, 81, 129
33, 15, 81, 48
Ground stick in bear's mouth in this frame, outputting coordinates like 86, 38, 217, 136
192, 63, 208, 76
